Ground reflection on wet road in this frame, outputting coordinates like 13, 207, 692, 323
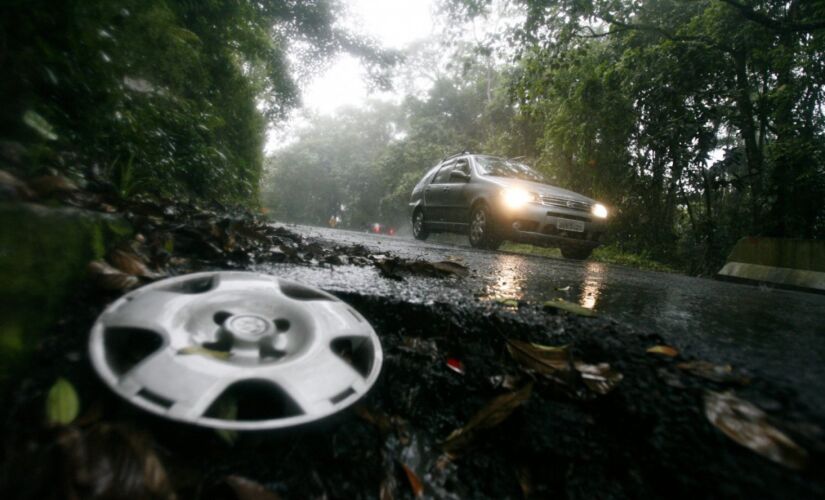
484, 254, 528, 301
262, 224, 825, 414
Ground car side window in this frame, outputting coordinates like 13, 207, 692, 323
454, 158, 470, 176
431, 161, 455, 184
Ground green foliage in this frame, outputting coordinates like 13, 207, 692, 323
45, 377, 80, 426
0, 0, 390, 205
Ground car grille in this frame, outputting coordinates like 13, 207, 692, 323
539, 195, 592, 212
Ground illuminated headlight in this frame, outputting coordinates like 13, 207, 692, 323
591, 203, 608, 219
502, 188, 536, 209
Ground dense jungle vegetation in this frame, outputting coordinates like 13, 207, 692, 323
0, 0, 391, 202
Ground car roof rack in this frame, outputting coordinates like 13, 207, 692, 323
441, 150, 472, 163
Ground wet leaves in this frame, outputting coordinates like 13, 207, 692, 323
506, 339, 572, 374
28, 174, 78, 197
46, 377, 79, 426
443, 383, 533, 455
110, 248, 158, 278
56, 424, 176, 499
222, 475, 282, 500
678, 361, 750, 385
88, 260, 140, 291
543, 298, 597, 317
401, 462, 424, 497
704, 391, 808, 470
374, 257, 470, 280
497, 298, 520, 308
0, 168, 34, 200
506, 339, 623, 397
647, 345, 679, 357
574, 362, 624, 395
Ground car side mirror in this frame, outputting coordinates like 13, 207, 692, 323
450, 171, 470, 182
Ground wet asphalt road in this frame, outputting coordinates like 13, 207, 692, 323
258, 224, 825, 417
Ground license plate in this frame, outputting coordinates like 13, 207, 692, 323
557, 218, 585, 233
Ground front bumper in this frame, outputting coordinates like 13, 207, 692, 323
494, 202, 606, 248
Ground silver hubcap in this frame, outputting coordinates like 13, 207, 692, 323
89, 272, 383, 430
470, 209, 486, 243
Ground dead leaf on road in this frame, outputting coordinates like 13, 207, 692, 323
443, 383, 533, 455
678, 361, 750, 385
543, 298, 597, 317
647, 345, 679, 357
497, 298, 519, 308
574, 362, 624, 395
57, 424, 176, 499
88, 260, 139, 291
506, 339, 571, 374
45, 377, 79, 426
110, 248, 157, 278
705, 391, 807, 470
506, 340, 622, 395
223, 475, 282, 500
401, 462, 424, 497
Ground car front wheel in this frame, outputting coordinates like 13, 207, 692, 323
560, 246, 593, 260
412, 208, 429, 240
468, 204, 502, 250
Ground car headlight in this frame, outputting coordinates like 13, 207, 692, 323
591, 203, 608, 219
502, 188, 536, 209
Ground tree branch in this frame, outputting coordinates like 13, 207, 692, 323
717, 0, 825, 32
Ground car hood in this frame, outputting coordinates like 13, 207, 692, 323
483, 176, 597, 204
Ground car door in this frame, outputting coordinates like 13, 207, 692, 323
424, 161, 455, 222
442, 157, 471, 223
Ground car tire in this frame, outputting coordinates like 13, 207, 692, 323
412, 208, 429, 240
468, 204, 502, 250
560, 246, 593, 260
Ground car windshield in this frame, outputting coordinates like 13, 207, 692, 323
474, 156, 545, 182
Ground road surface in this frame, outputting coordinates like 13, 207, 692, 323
257, 224, 825, 416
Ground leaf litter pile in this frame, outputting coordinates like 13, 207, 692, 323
2, 177, 825, 498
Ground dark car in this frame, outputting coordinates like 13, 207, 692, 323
408, 153, 609, 259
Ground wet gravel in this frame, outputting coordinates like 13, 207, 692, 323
3, 289, 824, 499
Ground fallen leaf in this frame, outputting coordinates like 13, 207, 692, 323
210, 396, 239, 445
573, 362, 623, 395
110, 248, 156, 278
177, 346, 231, 360
430, 260, 469, 277
446, 357, 465, 375
678, 361, 750, 385
0, 168, 34, 200
555, 285, 571, 291
57, 424, 176, 499
88, 260, 139, 291
497, 298, 519, 308
506, 339, 571, 374
514, 463, 533, 498
443, 383, 533, 455
647, 345, 679, 357
46, 377, 79, 426
401, 463, 424, 497
224, 475, 282, 500
353, 404, 393, 434
704, 391, 807, 470
374, 257, 469, 280
543, 298, 597, 317
28, 174, 77, 197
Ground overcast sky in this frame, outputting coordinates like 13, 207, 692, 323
302, 0, 437, 114
265, 0, 437, 153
